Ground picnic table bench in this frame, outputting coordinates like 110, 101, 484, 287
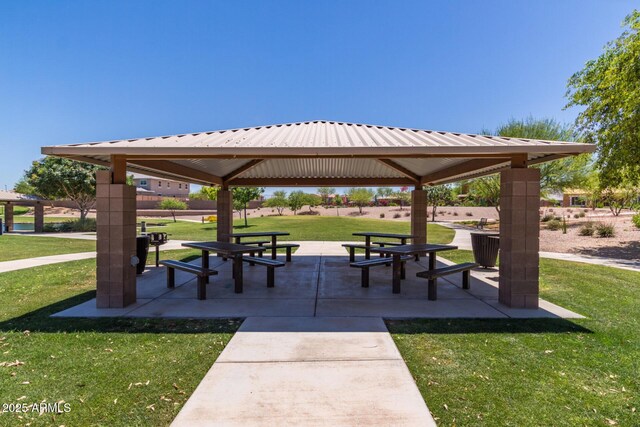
417, 262, 478, 300
242, 256, 285, 287
160, 260, 218, 300
350, 255, 412, 287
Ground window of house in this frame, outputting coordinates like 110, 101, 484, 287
570, 196, 586, 207
140, 180, 147, 186
167, 182, 171, 188
178, 184, 182, 189
158, 181, 162, 187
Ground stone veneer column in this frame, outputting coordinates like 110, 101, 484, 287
499, 167, 541, 308
4, 203, 13, 232
216, 188, 233, 242
410, 188, 427, 244
34, 202, 44, 233
95, 170, 137, 308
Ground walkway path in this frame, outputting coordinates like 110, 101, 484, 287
441, 222, 640, 273
171, 317, 435, 426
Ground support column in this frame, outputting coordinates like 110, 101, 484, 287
4, 203, 13, 232
216, 188, 233, 242
410, 187, 427, 244
34, 202, 44, 233
499, 167, 540, 308
95, 167, 137, 309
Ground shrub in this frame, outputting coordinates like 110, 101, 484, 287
578, 212, 586, 218
546, 219, 562, 231
393, 213, 401, 219
44, 218, 97, 233
541, 214, 554, 222
595, 222, 615, 238
404, 212, 410, 217
573, 214, 580, 219
453, 212, 459, 216
632, 213, 640, 229
438, 210, 446, 215
465, 212, 473, 217
579, 222, 595, 236
379, 213, 385, 218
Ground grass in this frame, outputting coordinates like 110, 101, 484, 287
12, 216, 78, 224
146, 216, 455, 243
0, 249, 239, 426
387, 250, 640, 426
0, 235, 96, 262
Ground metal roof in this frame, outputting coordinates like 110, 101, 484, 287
41, 120, 595, 186
0, 190, 44, 204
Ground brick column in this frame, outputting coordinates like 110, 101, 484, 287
216, 188, 233, 242
4, 203, 13, 232
410, 188, 427, 244
34, 202, 44, 233
499, 168, 540, 308
95, 170, 137, 308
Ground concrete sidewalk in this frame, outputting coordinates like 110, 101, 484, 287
171, 317, 435, 427
0, 252, 97, 273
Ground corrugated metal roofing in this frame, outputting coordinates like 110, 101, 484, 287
41, 120, 595, 185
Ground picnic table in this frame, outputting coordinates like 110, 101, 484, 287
181, 241, 265, 293
351, 232, 415, 259
225, 231, 290, 260
370, 244, 457, 293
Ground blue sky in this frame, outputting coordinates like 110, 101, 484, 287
0, 0, 633, 195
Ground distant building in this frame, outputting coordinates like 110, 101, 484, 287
131, 174, 190, 198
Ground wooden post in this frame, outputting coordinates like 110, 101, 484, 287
498, 160, 540, 309
4, 203, 13, 232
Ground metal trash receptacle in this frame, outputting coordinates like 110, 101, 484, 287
470, 232, 499, 268
136, 235, 150, 275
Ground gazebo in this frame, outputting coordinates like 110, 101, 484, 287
0, 190, 47, 233
42, 120, 595, 310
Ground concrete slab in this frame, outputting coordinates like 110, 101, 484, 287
172, 317, 435, 427
483, 298, 586, 319
51, 298, 153, 317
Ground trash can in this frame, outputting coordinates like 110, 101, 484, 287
0, 219, 3, 235
470, 232, 500, 268
136, 235, 150, 275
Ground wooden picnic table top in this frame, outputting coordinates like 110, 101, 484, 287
181, 241, 266, 255
370, 243, 457, 256
352, 232, 415, 239
224, 231, 290, 238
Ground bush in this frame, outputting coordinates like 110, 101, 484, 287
393, 213, 401, 219
546, 219, 562, 231
465, 212, 473, 217
573, 214, 580, 219
595, 222, 615, 238
453, 212, 459, 216
379, 213, 385, 218
579, 222, 595, 236
541, 214, 554, 222
44, 218, 97, 233
632, 213, 640, 229
404, 212, 410, 217
578, 211, 586, 218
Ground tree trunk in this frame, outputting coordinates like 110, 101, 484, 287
244, 205, 248, 227
172, 211, 177, 222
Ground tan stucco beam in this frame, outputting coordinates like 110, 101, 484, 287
376, 159, 420, 183
126, 160, 223, 186
228, 177, 416, 187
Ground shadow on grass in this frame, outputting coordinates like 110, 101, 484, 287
386, 318, 592, 335
0, 291, 241, 334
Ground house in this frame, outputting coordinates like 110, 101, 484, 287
131, 174, 190, 198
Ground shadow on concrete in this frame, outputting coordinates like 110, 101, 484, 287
573, 241, 640, 262
385, 317, 592, 335
0, 291, 240, 334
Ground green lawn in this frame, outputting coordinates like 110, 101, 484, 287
388, 250, 640, 426
146, 216, 455, 243
12, 216, 76, 224
0, 235, 96, 262
0, 249, 238, 426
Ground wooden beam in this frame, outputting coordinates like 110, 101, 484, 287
511, 153, 528, 168
376, 159, 420, 183
228, 177, 416, 187
222, 159, 264, 182
118, 153, 517, 160
421, 158, 510, 185
110, 155, 127, 184
127, 160, 223, 185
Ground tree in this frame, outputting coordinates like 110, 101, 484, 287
566, 11, 640, 186
600, 185, 639, 216
376, 187, 394, 206
232, 187, 264, 227
469, 175, 501, 212
264, 191, 288, 215
347, 187, 374, 214
190, 186, 219, 201
393, 189, 411, 210
491, 117, 592, 193
334, 194, 343, 216
24, 157, 102, 221
304, 193, 322, 212
13, 179, 35, 195
317, 187, 335, 206
158, 198, 187, 222
287, 191, 306, 215
425, 185, 454, 222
